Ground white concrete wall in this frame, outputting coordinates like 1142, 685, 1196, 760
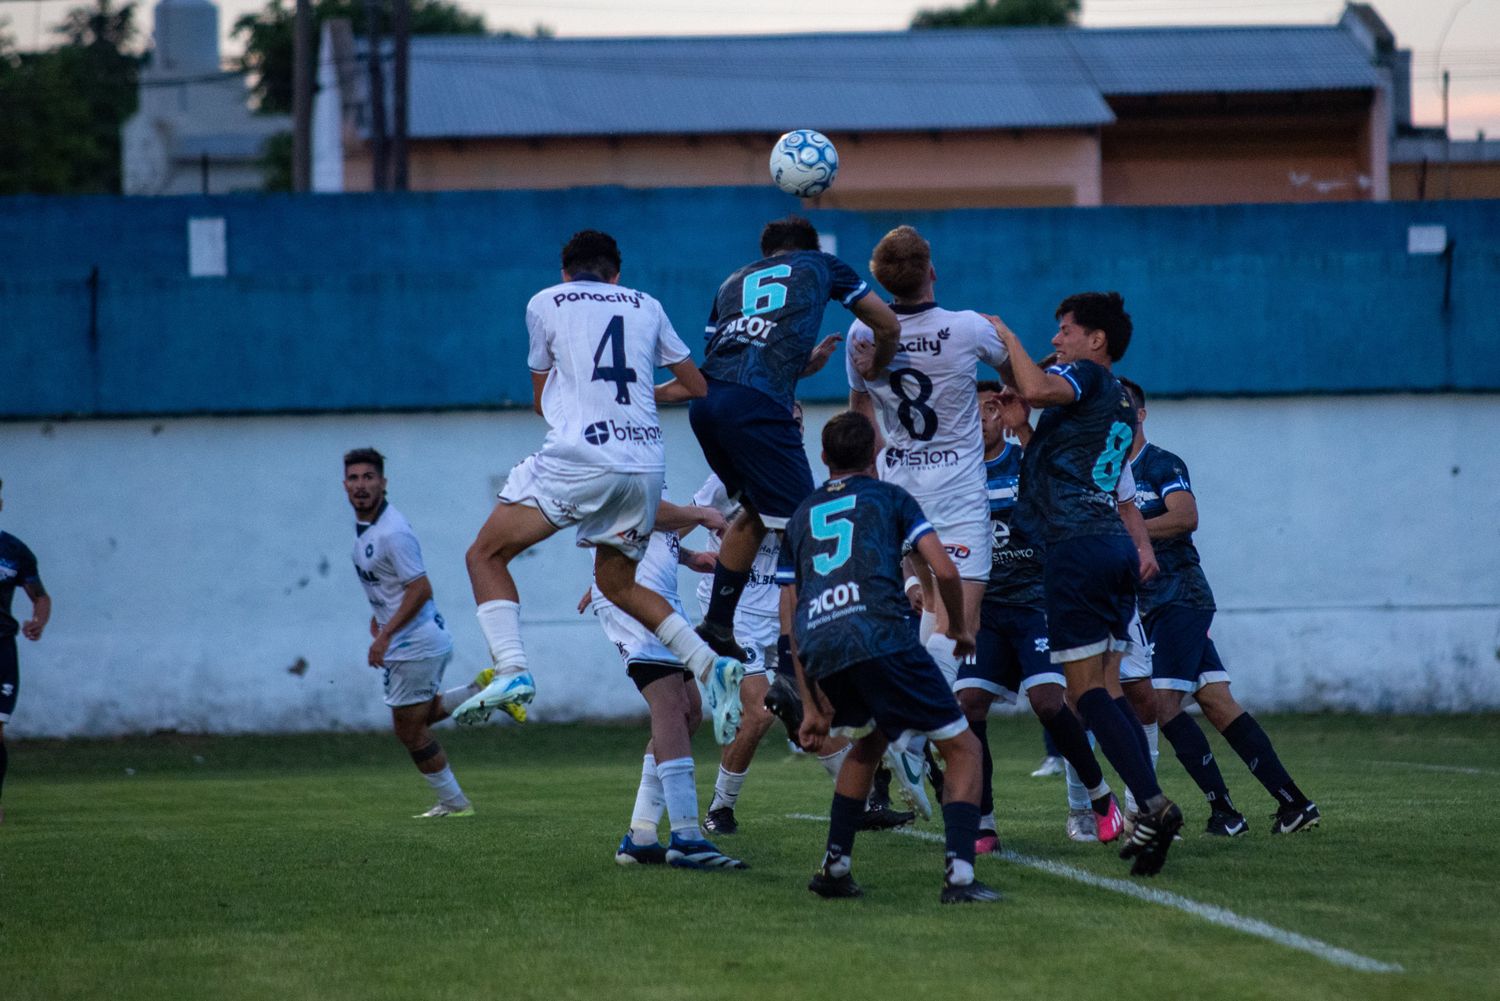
1, 395, 1496, 738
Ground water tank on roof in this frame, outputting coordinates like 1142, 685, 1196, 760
151, 0, 220, 77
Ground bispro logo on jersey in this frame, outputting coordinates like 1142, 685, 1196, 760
584, 419, 662, 446
898, 327, 950, 357
884, 447, 960, 469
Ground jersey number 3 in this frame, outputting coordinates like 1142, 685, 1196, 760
592, 315, 639, 405
810, 495, 857, 574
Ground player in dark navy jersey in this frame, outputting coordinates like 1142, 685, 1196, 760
691, 217, 901, 661
1121, 379, 1320, 837
0, 478, 51, 825
778, 413, 999, 904
955, 383, 1127, 850
987, 293, 1184, 876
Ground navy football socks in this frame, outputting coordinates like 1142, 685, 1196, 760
1038, 703, 1105, 790
1162, 712, 1236, 813
1077, 688, 1162, 806
1222, 712, 1308, 808
943, 800, 981, 868
704, 564, 750, 628
1114, 695, 1153, 765
825, 792, 866, 869
970, 718, 995, 817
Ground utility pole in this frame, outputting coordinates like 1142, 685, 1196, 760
1442, 69, 1452, 200
291, 0, 313, 191
392, 0, 410, 191
365, 0, 389, 191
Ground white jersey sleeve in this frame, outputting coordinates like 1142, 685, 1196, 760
526, 281, 680, 473
1116, 461, 1137, 504
385, 529, 429, 586
974, 315, 1008, 370
845, 321, 871, 393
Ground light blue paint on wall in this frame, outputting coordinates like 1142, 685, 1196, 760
3, 191, 1497, 417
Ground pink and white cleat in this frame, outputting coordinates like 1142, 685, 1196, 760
1094, 795, 1125, 843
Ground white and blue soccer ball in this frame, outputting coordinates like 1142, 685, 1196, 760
770, 129, 839, 198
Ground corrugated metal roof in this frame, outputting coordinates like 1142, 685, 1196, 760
369, 24, 1379, 141
1070, 26, 1380, 95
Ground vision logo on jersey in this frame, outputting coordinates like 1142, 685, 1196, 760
884, 447, 961, 469
584, 419, 662, 446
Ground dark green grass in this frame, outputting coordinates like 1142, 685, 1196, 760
2, 715, 1496, 1001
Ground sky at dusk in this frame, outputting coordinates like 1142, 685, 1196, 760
5, 0, 1497, 135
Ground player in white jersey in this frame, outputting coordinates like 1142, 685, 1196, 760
344, 448, 491, 819
454, 231, 746, 744
579, 493, 747, 869
846, 226, 1009, 690
690, 470, 784, 834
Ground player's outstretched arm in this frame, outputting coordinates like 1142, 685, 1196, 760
654, 499, 727, 536
21, 580, 49, 642
849, 296, 901, 377
913, 532, 974, 659
655, 357, 708, 404
846, 389, 886, 453
1147, 490, 1199, 540
801, 334, 844, 377
983, 315, 1075, 408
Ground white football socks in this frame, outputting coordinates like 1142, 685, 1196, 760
652, 613, 717, 680
1144, 721, 1160, 772
439, 679, 482, 714
709, 765, 747, 812
630, 753, 664, 843
475, 599, 527, 674
924, 633, 960, 688
422, 765, 468, 808
819, 744, 852, 781
1064, 760, 1091, 811
918, 609, 937, 645
656, 756, 702, 840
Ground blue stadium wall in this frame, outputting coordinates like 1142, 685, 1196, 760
3, 190, 1498, 418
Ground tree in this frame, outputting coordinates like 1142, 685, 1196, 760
911, 0, 1079, 29
231, 0, 488, 115
0, 0, 141, 194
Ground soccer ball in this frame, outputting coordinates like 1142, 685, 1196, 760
770, 129, 839, 198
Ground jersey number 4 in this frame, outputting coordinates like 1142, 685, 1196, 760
809, 495, 857, 574
591, 315, 639, 405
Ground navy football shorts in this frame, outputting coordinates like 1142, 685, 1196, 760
1145, 604, 1229, 693
816, 647, 968, 743
0, 635, 17, 722
688, 379, 814, 531
1043, 534, 1139, 664
956, 602, 1065, 702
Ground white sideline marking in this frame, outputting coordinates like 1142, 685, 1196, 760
785, 813, 1402, 974
1372, 760, 1496, 777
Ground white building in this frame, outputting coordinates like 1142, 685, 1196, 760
122, 0, 289, 195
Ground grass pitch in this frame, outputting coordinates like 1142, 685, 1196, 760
2, 714, 1495, 1001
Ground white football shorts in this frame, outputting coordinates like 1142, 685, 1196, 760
595, 595, 685, 668
927, 512, 993, 584
735, 612, 781, 678
1117, 608, 1153, 682
382, 651, 451, 708
499, 454, 661, 562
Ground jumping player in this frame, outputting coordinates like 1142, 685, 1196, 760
581, 494, 748, 869
986, 293, 1183, 876
0, 477, 50, 826
1121, 379, 1320, 836
343, 449, 485, 818
456, 231, 745, 744
955, 384, 1126, 849
782, 412, 1000, 904
846, 225, 1008, 688
690, 216, 901, 660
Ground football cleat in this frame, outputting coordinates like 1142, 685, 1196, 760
763, 671, 804, 738
701, 657, 746, 745
1270, 801, 1321, 835
1094, 794, 1125, 843
860, 805, 916, 831
941, 880, 1003, 904
413, 801, 474, 819
1206, 809, 1249, 837
695, 620, 749, 662
975, 831, 1001, 856
1030, 754, 1065, 778
1066, 808, 1100, 843
1119, 800, 1184, 876
615, 832, 668, 865
703, 806, 739, 835
883, 742, 933, 820
451, 669, 534, 725
809, 868, 864, 899
665, 833, 748, 870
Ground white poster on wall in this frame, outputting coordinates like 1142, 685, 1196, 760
188, 216, 228, 277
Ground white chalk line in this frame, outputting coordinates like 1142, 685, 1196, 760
1371, 760, 1497, 777
785, 813, 1402, 974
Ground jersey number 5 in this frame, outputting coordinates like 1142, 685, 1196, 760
592, 315, 639, 405
809, 495, 857, 574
